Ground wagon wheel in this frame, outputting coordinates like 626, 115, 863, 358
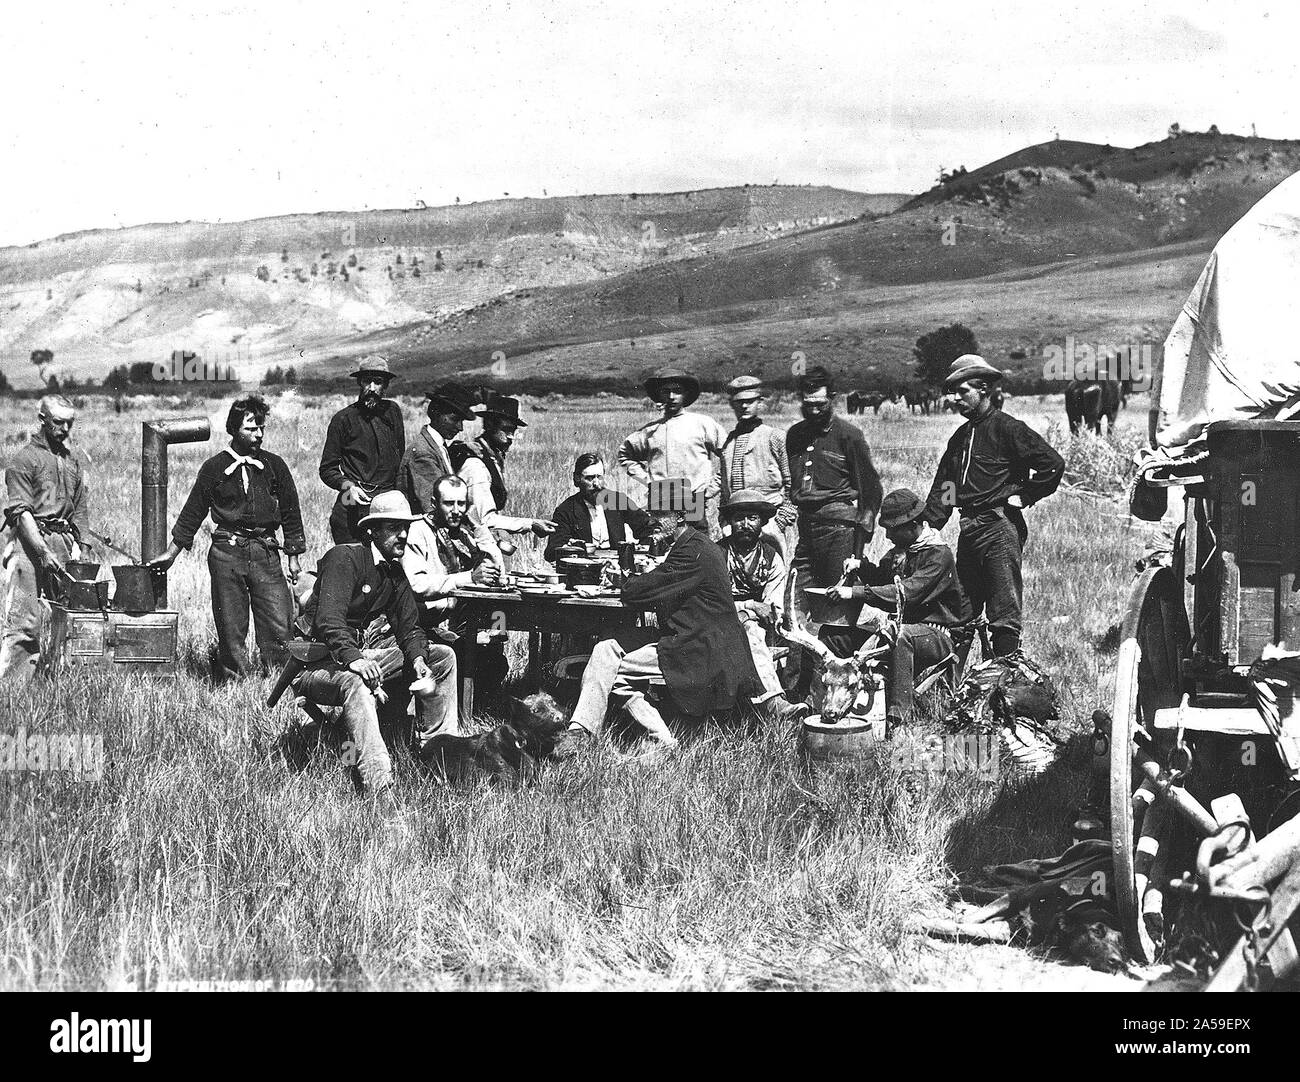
1111, 565, 1190, 963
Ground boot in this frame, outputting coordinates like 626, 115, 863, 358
549, 725, 594, 760
754, 695, 810, 726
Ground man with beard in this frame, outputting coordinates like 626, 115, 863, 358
923, 356, 1063, 657
719, 376, 795, 556
824, 488, 970, 730
554, 478, 763, 756
319, 356, 406, 544
451, 393, 556, 552
1, 395, 94, 677
544, 452, 653, 563
717, 490, 809, 726
618, 368, 727, 539
785, 365, 883, 632
401, 473, 506, 726
149, 395, 304, 679
294, 491, 444, 801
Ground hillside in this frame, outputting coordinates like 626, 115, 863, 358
0, 186, 906, 387
379, 131, 1300, 389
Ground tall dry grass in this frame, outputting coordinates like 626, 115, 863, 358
0, 390, 1155, 989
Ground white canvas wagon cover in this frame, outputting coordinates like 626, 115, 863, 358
1155, 168, 1300, 449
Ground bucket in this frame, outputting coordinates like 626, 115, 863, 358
112, 565, 161, 613
802, 714, 885, 760
65, 560, 102, 581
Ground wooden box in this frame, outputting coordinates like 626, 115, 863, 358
1207, 422, 1300, 665
46, 605, 180, 675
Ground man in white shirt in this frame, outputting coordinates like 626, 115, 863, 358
451, 394, 557, 549
402, 473, 507, 708
544, 453, 654, 563
618, 367, 727, 539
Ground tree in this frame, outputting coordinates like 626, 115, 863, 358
262, 366, 283, 386
284, 366, 297, 385
912, 323, 980, 388
104, 365, 130, 391
0, 369, 11, 395
1168, 122, 1182, 138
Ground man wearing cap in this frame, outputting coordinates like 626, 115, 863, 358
720, 376, 796, 556
718, 490, 809, 725
1, 395, 95, 678
923, 355, 1063, 657
293, 490, 453, 797
319, 355, 406, 545
555, 477, 763, 755
451, 393, 557, 544
618, 368, 727, 539
544, 452, 653, 564
824, 489, 970, 729
148, 395, 304, 680
786, 365, 883, 631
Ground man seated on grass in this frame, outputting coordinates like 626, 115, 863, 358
553, 478, 762, 757
823, 488, 970, 731
401, 473, 508, 705
294, 491, 454, 805
717, 490, 809, 726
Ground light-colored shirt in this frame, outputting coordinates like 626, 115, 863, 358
459, 452, 536, 534
401, 518, 479, 614
617, 410, 727, 495
588, 501, 610, 546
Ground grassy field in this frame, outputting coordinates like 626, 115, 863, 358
0, 389, 1158, 990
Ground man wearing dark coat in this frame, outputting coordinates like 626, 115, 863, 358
319, 355, 406, 544
555, 477, 762, 754
544, 452, 653, 563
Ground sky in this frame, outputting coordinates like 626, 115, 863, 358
3, 0, 1298, 247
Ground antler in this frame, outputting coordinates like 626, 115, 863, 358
779, 565, 833, 663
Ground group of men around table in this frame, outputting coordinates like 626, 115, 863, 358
0, 351, 1064, 801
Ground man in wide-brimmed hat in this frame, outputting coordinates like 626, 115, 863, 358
554, 477, 762, 756
292, 490, 454, 804
399, 381, 479, 514
451, 392, 557, 547
618, 367, 727, 539
823, 488, 969, 729
718, 490, 808, 726
923, 355, 1063, 656
319, 354, 405, 544
720, 375, 796, 556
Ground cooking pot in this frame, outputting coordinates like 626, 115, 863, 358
65, 560, 102, 581
112, 565, 161, 613
558, 557, 605, 589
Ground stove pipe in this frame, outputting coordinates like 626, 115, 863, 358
142, 417, 211, 606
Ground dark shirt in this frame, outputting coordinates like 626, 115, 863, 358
544, 491, 653, 563
171, 448, 306, 554
304, 542, 429, 667
785, 414, 883, 526
3, 430, 90, 534
848, 534, 970, 626
923, 408, 1064, 528
318, 400, 406, 495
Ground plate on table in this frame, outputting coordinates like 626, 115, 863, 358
460, 584, 508, 592
519, 584, 572, 598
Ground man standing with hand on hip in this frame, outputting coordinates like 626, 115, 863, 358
924, 355, 1063, 657
320, 355, 406, 544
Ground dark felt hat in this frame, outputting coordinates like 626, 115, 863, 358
644, 367, 701, 407
480, 393, 527, 427
879, 488, 927, 529
644, 477, 704, 522
425, 381, 480, 422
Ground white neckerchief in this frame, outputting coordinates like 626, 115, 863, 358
223, 447, 265, 493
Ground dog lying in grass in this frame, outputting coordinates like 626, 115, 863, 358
418, 691, 569, 782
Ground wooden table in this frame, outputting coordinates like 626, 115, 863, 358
450, 589, 653, 718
